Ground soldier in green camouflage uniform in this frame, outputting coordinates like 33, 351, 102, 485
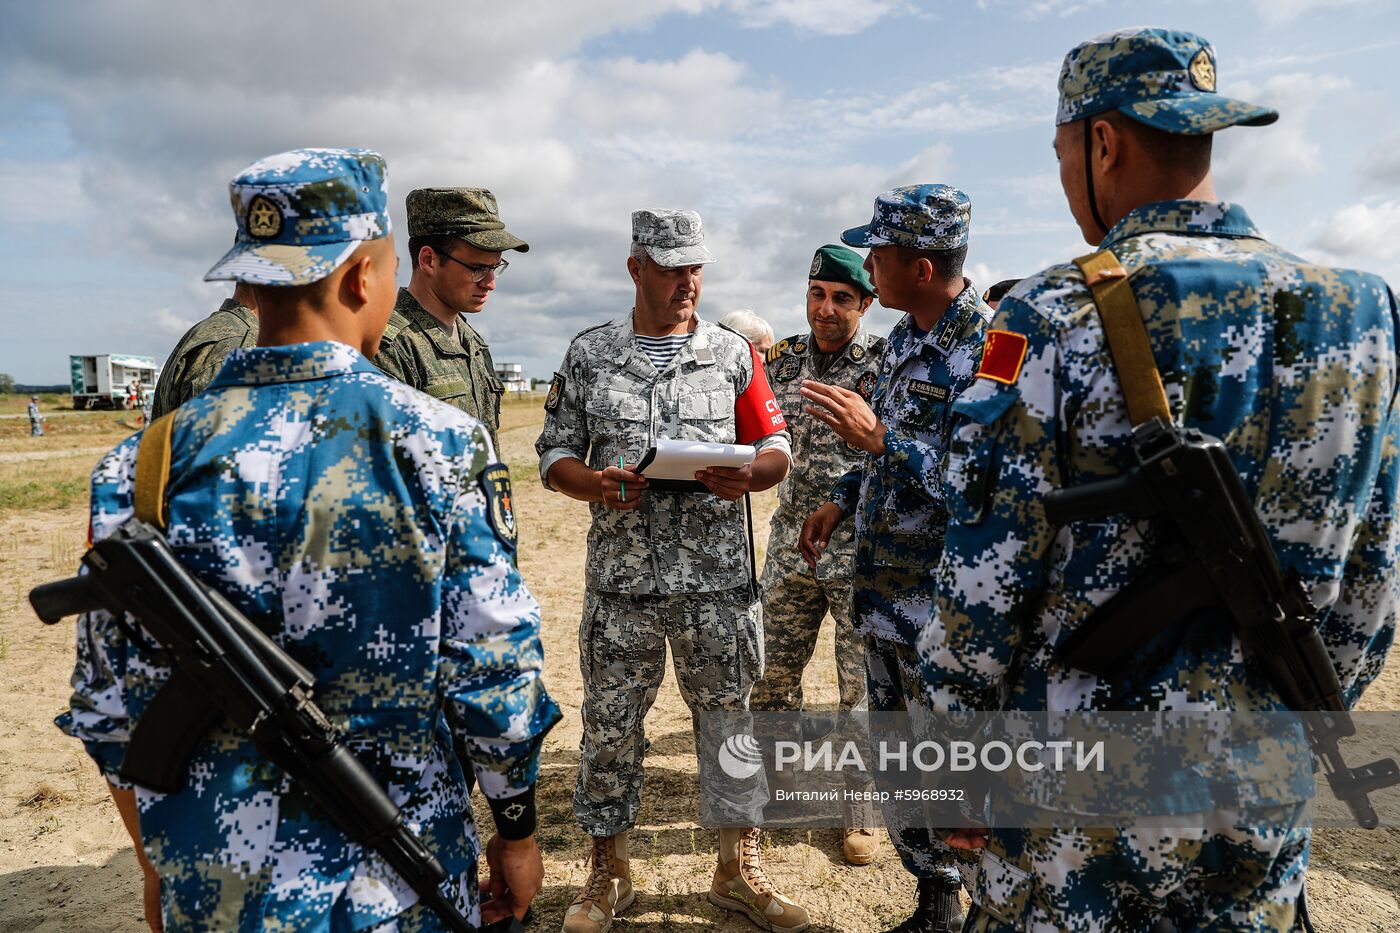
149, 284, 259, 419
753, 245, 884, 863
373, 188, 524, 447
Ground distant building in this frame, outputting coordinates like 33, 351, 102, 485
495, 362, 528, 393
70, 354, 160, 409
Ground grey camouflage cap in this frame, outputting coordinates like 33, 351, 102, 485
631, 208, 715, 267
406, 187, 528, 253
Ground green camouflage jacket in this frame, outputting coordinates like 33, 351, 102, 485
373, 288, 505, 445
150, 299, 259, 419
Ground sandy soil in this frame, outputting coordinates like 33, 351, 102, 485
1, 408, 1397, 932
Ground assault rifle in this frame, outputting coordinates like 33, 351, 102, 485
1045, 418, 1400, 828
30, 519, 514, 932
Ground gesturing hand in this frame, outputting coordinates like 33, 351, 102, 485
799, 380, 886, 455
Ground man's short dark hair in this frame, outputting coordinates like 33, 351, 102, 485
408, 234, 462, 270
896, 244, 967, 282
984, 278, 1022, 303
1100, 111, 1213, 178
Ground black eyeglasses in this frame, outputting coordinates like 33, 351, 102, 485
434, 249, 509, 283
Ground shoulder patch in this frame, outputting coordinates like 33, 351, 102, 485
766, 338, 793, 362
856, 371, 878, 401
774, 355, 803, 383
975, 330, 1029, 385
545, 373, 564, 412
479, 462, 517, 549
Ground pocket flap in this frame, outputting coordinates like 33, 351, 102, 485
678, 391, 730, 421
951, 383, 1020, 425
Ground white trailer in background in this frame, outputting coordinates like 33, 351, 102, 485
494, 362, 528, 393
69, 354, 160, 410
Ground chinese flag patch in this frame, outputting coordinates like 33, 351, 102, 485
976, 330, 1028, 385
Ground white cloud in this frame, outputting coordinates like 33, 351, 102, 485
1361, 135, 1400, 187
1305, 199, 1400, 287
1249, 0, 1380, 26
1213, 73, 1350, 197
718, 0, 917, 35
975, 0, 1108, 21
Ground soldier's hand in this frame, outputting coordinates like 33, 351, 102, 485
697, 463, 752, 501
142, 868, 164, 932
940, 825, 991, 851
799, 502, 844, 570
799, 380, 887, 455
599, 464, 647, 510
482, 833, 544, 923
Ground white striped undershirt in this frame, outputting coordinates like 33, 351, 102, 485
634, 332, 692, 371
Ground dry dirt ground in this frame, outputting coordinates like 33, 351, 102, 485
1, 402, 1397, 931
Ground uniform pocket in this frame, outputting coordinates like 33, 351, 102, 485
677, 389, 735, 441
584, 392, 649, 464
943, 384, 1020, 526
424, 377, 470, 402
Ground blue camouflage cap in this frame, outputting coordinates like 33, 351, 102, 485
205, 148, 391, 286
841, 184, 970, 251
1057, 27, 1278, 135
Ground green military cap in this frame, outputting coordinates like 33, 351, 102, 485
809, 244, 874, 298
406, 187, 528, 252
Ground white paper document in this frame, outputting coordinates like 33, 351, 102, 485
637, 437, 756, 482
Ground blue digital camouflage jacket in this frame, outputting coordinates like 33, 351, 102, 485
830, 283, 992, 645
918, 201, 1400, 810
58, 342, 560, 931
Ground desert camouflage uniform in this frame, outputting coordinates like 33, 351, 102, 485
374, 288, 506, 448
536, 314, 791, 835
828, 283, 992, 883
924, 202, 1399, 930
59, 342, 560, 931
752, 325, 884, 714
150, 299, 259, 419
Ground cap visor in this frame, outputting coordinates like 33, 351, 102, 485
1120, 94, 1279, 136
204, 241, 359, 286
644, 243, 715, 267
840, 224, 889, 248
463, 229, 529, 253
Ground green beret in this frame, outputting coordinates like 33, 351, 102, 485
808, 244, 874, 297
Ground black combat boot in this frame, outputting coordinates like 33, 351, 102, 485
883, 876, 964, 933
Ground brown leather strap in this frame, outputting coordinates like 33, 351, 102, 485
134, 413, 176, 530
1073, 250, 1172, 427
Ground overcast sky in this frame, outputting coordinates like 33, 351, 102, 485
2, 0, 1397, 385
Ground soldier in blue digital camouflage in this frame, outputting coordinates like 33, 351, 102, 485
57, 148, 560, 933
915, 28, 1400, 931
27, 395, 44, 436
800, 187, 992, 933
536, 209, 809, 933
754, 244, 884, 866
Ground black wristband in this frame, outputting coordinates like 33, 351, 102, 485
487, 786, 538, 840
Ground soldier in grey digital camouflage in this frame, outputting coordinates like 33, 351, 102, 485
914, 28, 1400, 932
373, 187, 525, 448
149, 284, 259, 420
27, 395, 44, 436
536, 208, 812, 933
753, 244, 884, 866
58, 148, 560, 933
801, 186, 992, 933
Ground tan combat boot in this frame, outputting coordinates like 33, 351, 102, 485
561, 832, 634, 933
842, 799, 879, 866
709, 828, 811, 932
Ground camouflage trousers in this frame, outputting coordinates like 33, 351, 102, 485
573, 587, 767, 837
30, 421, 43, 436
866, 636, 965, 885
365, 863, 478, 932
966, 805, 1308, 931
752, 543, 866, 713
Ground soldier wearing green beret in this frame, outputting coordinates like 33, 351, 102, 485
373, 187, 526, 447
753, 244, 885, 865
